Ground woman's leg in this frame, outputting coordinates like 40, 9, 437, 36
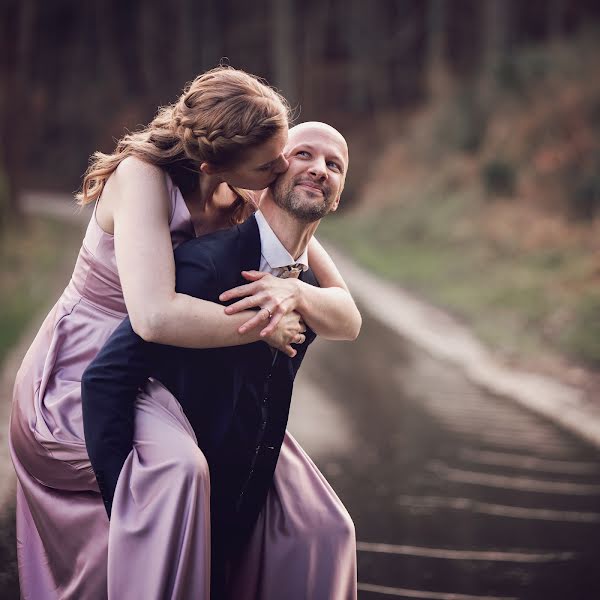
15, 479, 110, 600
10, 383, 110, 600
228, 431, 357, 600
11, 375, 210, 600
108, 380, 211, 600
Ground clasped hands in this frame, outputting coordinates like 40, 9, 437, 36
219, 271, 307, 358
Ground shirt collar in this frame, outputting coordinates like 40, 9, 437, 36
254, 210, 309, 272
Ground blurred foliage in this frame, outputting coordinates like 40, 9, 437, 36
1, 0, 600, 374
570, 169, 600, 221
494, 50, 552, 94
434, 91, 487, 154
0, 168, 8, 230
481, 159, 517, 197
322, 182, 596, 365
2, 0, 600, 200
0, 217, 81, 367
321, 29, 600, 371
562, 293, 600, 368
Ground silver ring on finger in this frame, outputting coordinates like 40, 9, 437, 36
261, 307, 273, 320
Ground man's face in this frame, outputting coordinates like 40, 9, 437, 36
270, 124, 348, 223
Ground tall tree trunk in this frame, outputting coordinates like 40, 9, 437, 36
547, 0, 567, 41
426, 0, 451, 100
1, 0, 35, 222
272, 0, 296, 106
301, 0, 330, 117
347, 0, 389, 115
199, 0, 222, 72
140, 2, 173, 96
347, 0, 369, 113
480, 0, 511, 102
177, 0, 196, 85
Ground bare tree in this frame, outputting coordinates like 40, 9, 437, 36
199, 0, 223, 72
177, 0, 196, 85
426, 0, 451, 99
347, 0, 371, 112
300, 0, 330, 117
548, 0, 567, 41
0, 0, 35, 221
272, 0, 297, 105
480, 0, 511, 96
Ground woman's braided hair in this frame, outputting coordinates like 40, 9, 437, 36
77, 66, 290, 224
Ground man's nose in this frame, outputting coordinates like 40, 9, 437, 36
273, 154, 289, 174
309, 157, 327, 180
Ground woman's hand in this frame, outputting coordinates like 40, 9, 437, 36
220, 271, 301, 337
262, 310, 306, 358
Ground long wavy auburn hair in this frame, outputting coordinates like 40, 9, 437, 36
76, 66, 290, 224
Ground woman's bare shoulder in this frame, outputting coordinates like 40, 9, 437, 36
102, 157, 170, 225
113, 156, 165, 186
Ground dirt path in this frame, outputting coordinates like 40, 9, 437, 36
323, 245, 600, 450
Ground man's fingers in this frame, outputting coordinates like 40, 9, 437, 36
238, 312, 265, 334
239, 307, 274, 334
259, 313, 282, 337
283, 345, 297, 358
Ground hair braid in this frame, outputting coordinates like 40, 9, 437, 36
77, 66, 290, 216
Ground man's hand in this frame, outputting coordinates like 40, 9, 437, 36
261, 310, 306, 357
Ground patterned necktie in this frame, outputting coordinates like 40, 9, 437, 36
279, 264, 303, 279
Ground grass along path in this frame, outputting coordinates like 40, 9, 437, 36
0, 216, 85, 367
320, 188, 599, 380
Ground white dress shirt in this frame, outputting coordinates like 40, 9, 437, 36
254, 210, 309, 276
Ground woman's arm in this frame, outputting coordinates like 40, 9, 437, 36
108, 158, 300, 354
220, 237, 362, 341
298, 236, 362, 340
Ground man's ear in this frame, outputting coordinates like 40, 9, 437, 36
330, 195, 341, 213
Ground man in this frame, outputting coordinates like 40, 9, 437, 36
82, 122, 357, 599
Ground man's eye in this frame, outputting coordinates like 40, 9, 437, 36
327, 161, 340, 171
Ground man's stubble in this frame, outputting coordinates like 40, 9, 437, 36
270, 177, 336, 223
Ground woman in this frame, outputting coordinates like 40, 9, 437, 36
10, 66, 360, 599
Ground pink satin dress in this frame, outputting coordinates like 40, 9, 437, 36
9, 174, 356, 599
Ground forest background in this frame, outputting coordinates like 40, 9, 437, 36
1, 0, 600, 389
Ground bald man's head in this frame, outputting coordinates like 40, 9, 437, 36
267, 121, 349, 223
286, 122, 349, 170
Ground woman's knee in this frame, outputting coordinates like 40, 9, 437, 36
167, 439, 210, 487
326, 504, 355, 548
294, 501, 355, 550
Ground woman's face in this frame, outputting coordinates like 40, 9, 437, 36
218, 129, 289, 190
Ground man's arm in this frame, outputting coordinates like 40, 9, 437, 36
82, 242, 220, 518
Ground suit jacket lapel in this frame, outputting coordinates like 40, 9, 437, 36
299, 268, 318, 287
237, 214, 261, 273
234, 214, 275, 366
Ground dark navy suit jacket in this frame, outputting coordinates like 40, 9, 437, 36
81, 214, 318, 554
